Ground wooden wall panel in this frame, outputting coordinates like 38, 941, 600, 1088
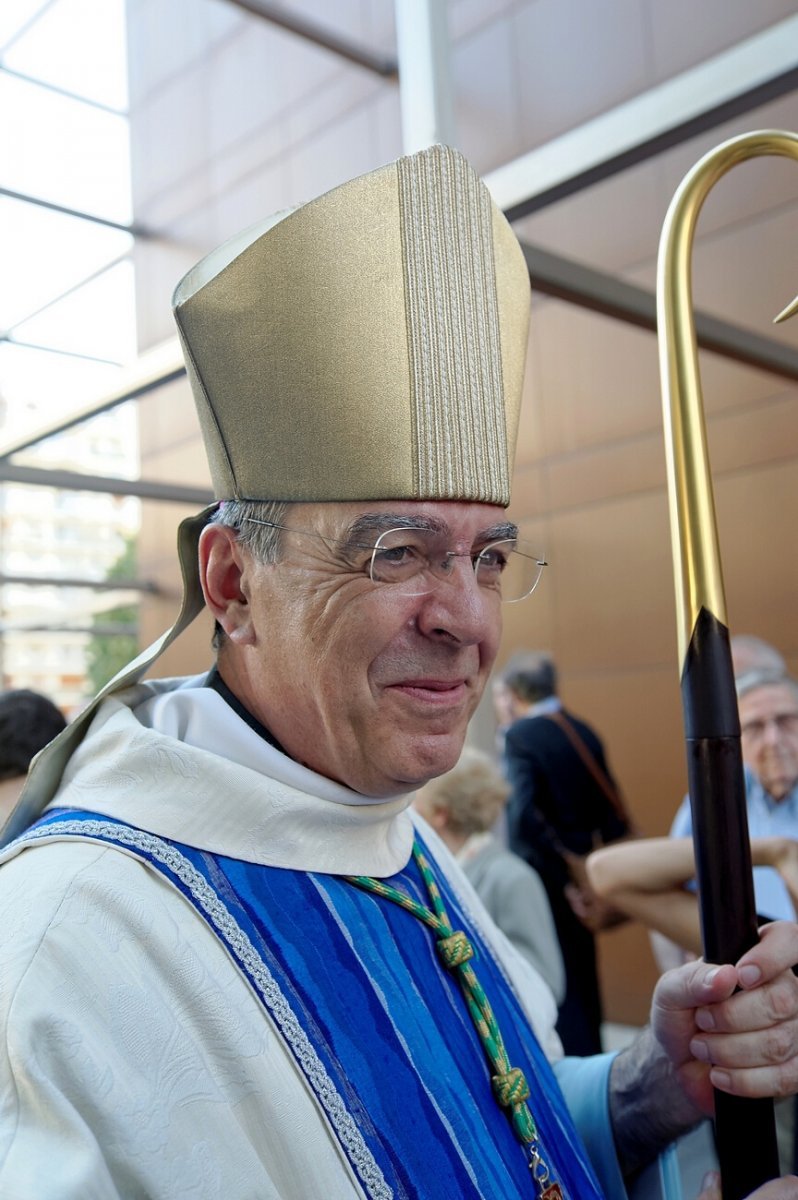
716, 461, 798, 645
530, 306, 662, 456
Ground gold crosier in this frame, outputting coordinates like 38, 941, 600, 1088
657, 129, 798, 1200
658, 129, 798, 663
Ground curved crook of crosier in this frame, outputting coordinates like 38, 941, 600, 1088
657, 128, 798, 668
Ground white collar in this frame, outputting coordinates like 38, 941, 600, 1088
47, 681, 414, 877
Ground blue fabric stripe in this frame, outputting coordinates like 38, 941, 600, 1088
21, 809, 607, 1199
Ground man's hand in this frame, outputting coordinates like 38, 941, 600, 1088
609, 922, 798, 1177
652, 921, 798, 1115
563, 852, 628, 931
696, 1172, 798, 1199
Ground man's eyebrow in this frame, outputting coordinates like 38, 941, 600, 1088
341, 514, 519, 551
478, 521, 518, 543
342, 513, 447, 549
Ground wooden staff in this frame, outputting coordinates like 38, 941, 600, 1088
657, 128, 798, 1200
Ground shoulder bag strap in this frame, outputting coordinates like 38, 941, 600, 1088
540, 711, 631, 826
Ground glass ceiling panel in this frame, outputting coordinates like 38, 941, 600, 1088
0, 0, 51, 50
4, 0, 129, 111
13, 260, 137, 365
0, 341, 127, 440
0, 72, 131, 223
0, 194, 133, 330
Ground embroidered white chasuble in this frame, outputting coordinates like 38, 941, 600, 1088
0, 679, 627, 1198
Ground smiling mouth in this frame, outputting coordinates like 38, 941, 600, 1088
388, 679, 468, 703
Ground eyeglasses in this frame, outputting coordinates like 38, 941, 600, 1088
741, 713, 798, 742
243, 519, 547, 603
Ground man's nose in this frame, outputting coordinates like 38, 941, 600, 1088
416, 559, 496, 643
765, 719, 783, 744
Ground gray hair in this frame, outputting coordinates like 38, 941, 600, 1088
209, 499, 291, 563
737, 669, 797, 701
730, 635, 786, 680
500, 651, 558, 704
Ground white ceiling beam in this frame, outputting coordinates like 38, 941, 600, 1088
394, 0, 456, 153
485, 15, 798, 219
223, 0, 397, 75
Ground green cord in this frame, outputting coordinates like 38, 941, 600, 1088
345, 839, 561, 1191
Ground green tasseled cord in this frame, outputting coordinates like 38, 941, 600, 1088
345, 840, 562, 1197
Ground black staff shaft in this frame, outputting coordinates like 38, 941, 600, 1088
682, 608, 779, 1199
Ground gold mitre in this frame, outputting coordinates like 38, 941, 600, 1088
172, 143, 530, 507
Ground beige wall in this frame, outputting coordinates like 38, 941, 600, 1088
128, 0, 798, 1025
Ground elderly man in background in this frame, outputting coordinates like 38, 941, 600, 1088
653, 638, 790, 975
670, 670, 798, 929
622, 664, 798, 1182
730, 634, 786, 681
1, 147, 798, 1200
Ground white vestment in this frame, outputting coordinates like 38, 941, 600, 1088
0, 678, 628, 1199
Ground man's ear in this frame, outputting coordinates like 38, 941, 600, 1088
198, 524, 254, 644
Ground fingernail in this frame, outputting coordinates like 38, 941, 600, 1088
704, 966, 720, 985
690, 1038, 710, 1062
738, 964, 761, 987
710, 1069, 731, 1090
701, 1171, 720, 1189
695, 1008, 716, 1031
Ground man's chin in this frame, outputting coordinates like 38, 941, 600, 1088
764, 779, 795, 802
398, 732, 469, 789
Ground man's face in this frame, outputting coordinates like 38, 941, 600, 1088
740, 682, 798, 801
219, 499, 508, 796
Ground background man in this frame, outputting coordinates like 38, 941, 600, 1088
500, 651, 634, 1055
730, 634, 786, 682
592, 669, 798, 1180
653, 637, 791, 975
1, 147, 797, 1199
670, 669, 798, 929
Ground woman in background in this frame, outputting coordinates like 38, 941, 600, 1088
414, 746, 565, 1003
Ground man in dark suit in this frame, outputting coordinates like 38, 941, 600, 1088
500, 652, 633, 1055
